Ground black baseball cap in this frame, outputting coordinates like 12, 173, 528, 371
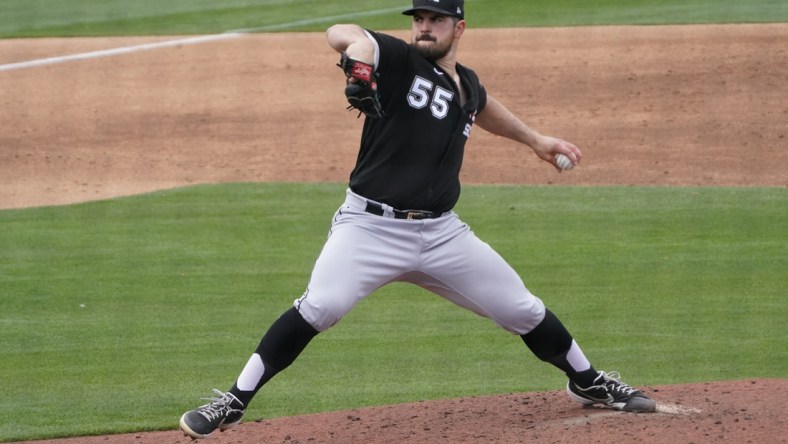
402, 0, 465, 20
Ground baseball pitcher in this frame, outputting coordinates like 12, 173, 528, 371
179, 0, 656, 438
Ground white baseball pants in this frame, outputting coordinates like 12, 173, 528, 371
295, 189, 546, 334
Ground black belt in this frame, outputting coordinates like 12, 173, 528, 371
364, 202, 441, 220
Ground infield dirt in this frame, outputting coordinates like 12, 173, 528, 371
2, 24, 786, 443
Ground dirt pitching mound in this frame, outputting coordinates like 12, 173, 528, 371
24, 379, 787, 443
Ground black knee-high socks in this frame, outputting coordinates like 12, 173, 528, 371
230, 307, 318, 406
229, 307, 596, 408
520, 309, 598, 388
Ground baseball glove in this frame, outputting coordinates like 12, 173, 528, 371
337, 52, 384, 119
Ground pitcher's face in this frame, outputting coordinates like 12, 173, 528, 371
410, 12, 463, 61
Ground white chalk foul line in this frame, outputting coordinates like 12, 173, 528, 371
0, 6, 404, 73
228, 6, 404, 33
0, 33, 242, 73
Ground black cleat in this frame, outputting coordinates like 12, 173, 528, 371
567, 371, 656, 412
179, 389, 245, 439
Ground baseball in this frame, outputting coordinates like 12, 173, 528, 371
555, 153, 574, 170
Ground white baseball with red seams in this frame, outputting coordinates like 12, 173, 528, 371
555, 153, 574, 170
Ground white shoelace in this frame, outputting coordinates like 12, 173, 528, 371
600, 371, 637, 396
197, 389, 238, 421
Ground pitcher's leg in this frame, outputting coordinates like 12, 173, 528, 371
234, 210, 415, 406
232, 207, 415, 402
296, 209, 419, 332
229, 307, 318, 406
417, 223, 546, 334
520, 309, 598, 386
416, 220, 597, 384
179, 306, 317, 439
181, 207, 417, 439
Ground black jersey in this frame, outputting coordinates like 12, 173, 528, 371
347, 30, 487, 213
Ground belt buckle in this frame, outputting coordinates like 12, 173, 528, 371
406, 211, 430, 220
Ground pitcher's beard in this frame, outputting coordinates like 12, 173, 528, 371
411, 40, 451, 62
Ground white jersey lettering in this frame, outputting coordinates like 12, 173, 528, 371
407, 75, 454, 120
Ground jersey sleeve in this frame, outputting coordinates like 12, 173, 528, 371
477, 83, 488, 114
363, 30, 411, 74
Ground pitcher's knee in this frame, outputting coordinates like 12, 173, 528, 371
493, 295, 546, 335
294, 293, 352, 332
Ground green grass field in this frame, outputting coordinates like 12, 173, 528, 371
1, 0, 787, 441
1, 184, 785, 441
1, 0, 787, 37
